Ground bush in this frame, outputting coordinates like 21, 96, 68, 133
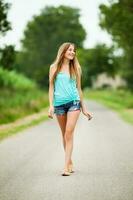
0, 67, 37, 91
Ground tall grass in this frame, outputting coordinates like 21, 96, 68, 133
0, 68, 49, 124
0, 67, 37, 90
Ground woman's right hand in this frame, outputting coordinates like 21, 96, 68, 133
82, 108, 93, 120
48, 105, 54, 119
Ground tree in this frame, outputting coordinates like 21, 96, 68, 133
0, 45, 16, 70
0, 1, 15, 70
77, 44, 119, 88
99, 0, 133, 89
0, 0, 11, 35
17, 5, 86, 88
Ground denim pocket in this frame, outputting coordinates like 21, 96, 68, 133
73, 100, 80, 106
68, 101, 81, 112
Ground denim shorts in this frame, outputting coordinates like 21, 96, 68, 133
54, 100, 81, 115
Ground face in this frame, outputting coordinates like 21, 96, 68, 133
64, 44, 76, 60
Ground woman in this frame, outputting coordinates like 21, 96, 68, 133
48, 42, 93, 176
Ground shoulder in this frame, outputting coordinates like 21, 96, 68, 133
49, 64, 57, 83
50, 64, 56, 70
49, 64, 57, 74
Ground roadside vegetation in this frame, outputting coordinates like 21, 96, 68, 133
84, 88, 133, 125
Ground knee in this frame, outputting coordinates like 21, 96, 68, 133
65, 128, 73, 141
65, 134, 72, 141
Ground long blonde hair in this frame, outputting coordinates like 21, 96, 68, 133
51, 42, 82, 85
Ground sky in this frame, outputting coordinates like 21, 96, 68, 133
0, 0, 112, 50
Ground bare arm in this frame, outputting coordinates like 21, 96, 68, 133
48, 65, 54, 107
77, 70, 93, 120
48, 65, 56, 118
76, 71, 86, 111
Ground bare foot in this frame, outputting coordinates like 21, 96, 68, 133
68, 163, 75, 173
62, 167, 71, 176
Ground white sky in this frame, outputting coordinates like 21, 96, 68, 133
0, 0, 112, 50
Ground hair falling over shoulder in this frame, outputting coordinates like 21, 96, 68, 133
50, 42, 82, 84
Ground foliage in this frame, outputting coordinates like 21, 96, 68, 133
16, 5, 86, 88
0, 88, 48, 124
84, 88, 133, 124
77, 44, 120, 88
0, 67, 37, 91
0, 0, 11, 35
99, 0, 133, 89
0, 45, 16, 69
0, 68, 48, 124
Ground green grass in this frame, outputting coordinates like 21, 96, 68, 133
83, 88, 133, 125
1, 81, 132, 142
0, 67, 37, 90
0, 88, 49, 124
0, 114, 49, 142
0, 88, 49, 141
0, 68, 50, 141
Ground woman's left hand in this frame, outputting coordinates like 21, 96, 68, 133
82, 108, 93, 120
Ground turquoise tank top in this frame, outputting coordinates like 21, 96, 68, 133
53, 71, 80, 106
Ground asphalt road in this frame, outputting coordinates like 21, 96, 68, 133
0, 100, 133, 200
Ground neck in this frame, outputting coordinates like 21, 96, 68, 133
62, 58, 70, 67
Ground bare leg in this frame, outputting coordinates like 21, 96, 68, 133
64, 110, 81, 171
56, 114, 73, 165
56, 114, 67, 150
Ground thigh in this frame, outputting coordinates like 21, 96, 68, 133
66, 110, 81, 133
56, 114, 67, 134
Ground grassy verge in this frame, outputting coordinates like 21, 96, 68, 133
0, 108, 49, 142
2, 86, 132, 142
0, 88, 50, 142
0, 88, 49, 124
0, 68, 50, 141
83, 88, 133, 125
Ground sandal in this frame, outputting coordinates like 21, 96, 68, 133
62, 170, 71, 176
68, 164, 75, 173
88, 115, 92, 120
